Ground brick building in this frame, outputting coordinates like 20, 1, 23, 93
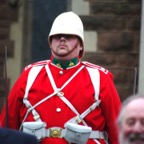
0, 0, 142, 111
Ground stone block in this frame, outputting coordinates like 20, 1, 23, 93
81, 16, 125, 31
0, 6, 9, 20
0, 20, 11, 28
0, 28, 10, 40
90, 2, 141, 15
0, 40, 14, 57
98, 32, 133, 51
83, 52, 116, 66
126, 17, 141, 30
0, 60, 4, 77
116, 84, 134, 101
0, 0, 7, 5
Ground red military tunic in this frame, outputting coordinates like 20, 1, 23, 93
0, 58, 121, 144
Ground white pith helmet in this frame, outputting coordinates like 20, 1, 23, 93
48, 11, 84, 58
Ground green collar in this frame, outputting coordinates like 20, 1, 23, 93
52, 58, 79, 69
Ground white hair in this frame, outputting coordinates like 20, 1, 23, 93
117, 93, 144, 126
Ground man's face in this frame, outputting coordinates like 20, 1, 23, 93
119, 99, 144, 144
50, 34, 83, 60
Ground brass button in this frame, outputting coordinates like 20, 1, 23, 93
59, 71, 63, 75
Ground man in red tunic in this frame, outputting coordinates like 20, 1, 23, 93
0, 11, 121, 144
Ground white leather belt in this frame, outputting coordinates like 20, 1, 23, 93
90, 131, 107, 139
45, 127, 107, 140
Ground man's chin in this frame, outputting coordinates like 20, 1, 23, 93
122, 140, 144, 144
119, 135, 144, 144
129, 140, 144, 144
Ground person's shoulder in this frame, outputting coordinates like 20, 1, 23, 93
0, 128, 38, 144
16, 131, 38, 144
24, 60, 50, 71
82, 61, 109, 75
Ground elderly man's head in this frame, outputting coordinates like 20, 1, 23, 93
117, 94, 144, 144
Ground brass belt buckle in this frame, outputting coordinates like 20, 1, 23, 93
50, 129, 62, 138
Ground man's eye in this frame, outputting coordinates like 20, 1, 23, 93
54, 35, 61, 39
126, 118, 135, 126
66, 35, 72, 39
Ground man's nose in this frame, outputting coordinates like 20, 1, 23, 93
59, 36, 67, 42
133, 122, 143, 133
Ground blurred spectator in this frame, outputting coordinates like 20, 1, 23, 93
0, 127, 39, 144
117, 94, 144, 144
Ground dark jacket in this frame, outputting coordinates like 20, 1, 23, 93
0, 128, 39, 144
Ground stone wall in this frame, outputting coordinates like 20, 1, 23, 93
81, 0, 141, 101
0, 0, 18, 111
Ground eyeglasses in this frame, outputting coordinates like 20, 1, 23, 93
52, 34, 77, 40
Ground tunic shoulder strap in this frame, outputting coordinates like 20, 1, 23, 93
82, 61, 100, 101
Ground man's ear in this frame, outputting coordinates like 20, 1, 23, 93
48, 36, 53, 48
49, 43, 52, 49
80, 45, 83, 50
77, 38, 83, 50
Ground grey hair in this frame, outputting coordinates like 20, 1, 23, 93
117, 93, 144, 126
